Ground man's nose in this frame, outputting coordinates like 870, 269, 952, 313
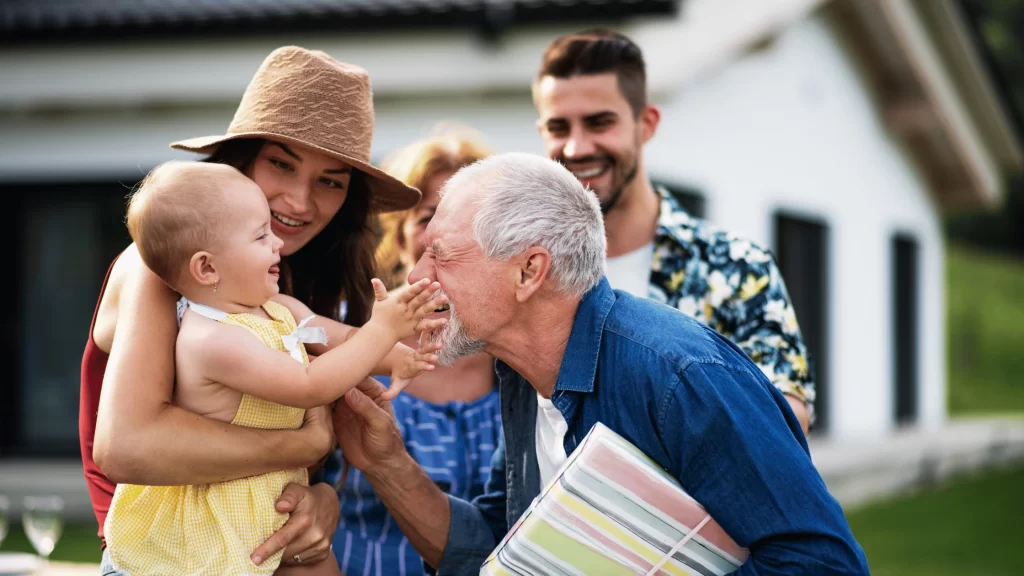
563, 128, 595, 159
406, 255, 435, 286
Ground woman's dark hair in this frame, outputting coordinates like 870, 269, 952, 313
205, 138, 378, 326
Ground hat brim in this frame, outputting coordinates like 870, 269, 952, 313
170, 132, 421, 213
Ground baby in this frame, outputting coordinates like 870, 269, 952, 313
103, 161, 445, 576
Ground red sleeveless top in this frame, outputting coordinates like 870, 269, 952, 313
79, 257, 118, 541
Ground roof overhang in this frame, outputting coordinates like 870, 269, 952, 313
0, 1, 680, 45
0, 0, 1017, 210
828, 0, 1022, 209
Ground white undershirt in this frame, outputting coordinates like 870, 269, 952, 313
535, 393, 569, 487
605, 242, 654, 298
534, 245, 652, 486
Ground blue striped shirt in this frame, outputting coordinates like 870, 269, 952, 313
322, 381, 501, 576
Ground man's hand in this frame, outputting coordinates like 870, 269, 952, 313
332, 378, 406, 474
786, 395, 811, 437
333, 378, 453, 569
250, 482, 340, 566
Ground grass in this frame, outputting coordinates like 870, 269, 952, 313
946, 245, 1024, 415
10, 468, 1022, 573
847, 466, 1024, 576
1, 522, 102, 564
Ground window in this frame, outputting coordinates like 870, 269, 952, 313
892, 233, 919, 426
774, 213, 830, 433
1, 182, 132, 457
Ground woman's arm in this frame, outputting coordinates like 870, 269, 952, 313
93, 250, 333, 486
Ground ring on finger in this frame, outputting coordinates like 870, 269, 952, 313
293, 554, 302, 564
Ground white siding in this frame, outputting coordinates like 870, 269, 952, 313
644, 15, 945, 438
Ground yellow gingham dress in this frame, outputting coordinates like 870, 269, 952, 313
105, 300, 310, 576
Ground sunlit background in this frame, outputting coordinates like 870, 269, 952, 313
0, 1, 1022, 574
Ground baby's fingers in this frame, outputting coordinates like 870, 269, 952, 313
381, 378, 413, 401
407, 283, 442, 313
415, 340, 442, 355
417, 332, 442, 350
414, 360, 437, 372
413, 296, 447, 321
371, 278, 389, 302
413, 350, 440, 364
396, 278, 432, 305
415, 317, 448, 332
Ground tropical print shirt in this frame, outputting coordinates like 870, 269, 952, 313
648, 185, 816, 420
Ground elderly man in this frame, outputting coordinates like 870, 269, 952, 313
335, 153, 868, 575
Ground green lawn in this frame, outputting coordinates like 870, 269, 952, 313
5, 469, 1024, 573
946, 245, 1024, 415
847, 465, 1024, 576
1, 521, 101, 563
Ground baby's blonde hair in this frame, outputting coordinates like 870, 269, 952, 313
126, 161, 246, 289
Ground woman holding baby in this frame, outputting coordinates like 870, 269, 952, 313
79, 47, 437, 575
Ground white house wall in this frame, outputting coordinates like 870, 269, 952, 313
644, 13, 945, 438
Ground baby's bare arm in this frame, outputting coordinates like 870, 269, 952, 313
272, 293, 417, 377
194, 314, 398, 409
174, 319, 248, 423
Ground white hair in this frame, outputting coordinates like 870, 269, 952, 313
444, 152, 606, 299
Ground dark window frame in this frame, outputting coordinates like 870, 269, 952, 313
773, 210, 831, 434
1, 179, 134, 459
652, 179, 707, 219
892, 232, 920, 426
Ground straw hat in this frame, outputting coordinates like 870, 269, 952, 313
171, 46, 420, 212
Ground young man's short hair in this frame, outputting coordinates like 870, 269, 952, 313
536, 29, 647, 116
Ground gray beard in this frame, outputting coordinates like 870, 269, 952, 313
428, 299, 485, 366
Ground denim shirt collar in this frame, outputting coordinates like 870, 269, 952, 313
553, 277, 615, 394
493, 276, 615, 395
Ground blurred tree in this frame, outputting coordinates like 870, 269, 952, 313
947, 0, 1024, 256
945, 183, 1024, 255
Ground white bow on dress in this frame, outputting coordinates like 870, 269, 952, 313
281, 315, 329, 364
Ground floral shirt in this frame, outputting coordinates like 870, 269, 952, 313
649, 186, 816, 420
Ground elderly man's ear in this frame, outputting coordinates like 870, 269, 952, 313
514, 247, 552, 303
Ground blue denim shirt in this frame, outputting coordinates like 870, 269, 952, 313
436, 278, 868, 575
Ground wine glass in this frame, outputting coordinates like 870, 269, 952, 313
21, 496, 63, 562
0, 496, 8, 549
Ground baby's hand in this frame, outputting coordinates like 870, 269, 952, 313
383, 337, 443, 400
369, 278, 448, 342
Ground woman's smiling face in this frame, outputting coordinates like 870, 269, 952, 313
248, 139, 353, 256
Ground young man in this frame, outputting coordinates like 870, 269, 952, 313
533, 30, 814, 432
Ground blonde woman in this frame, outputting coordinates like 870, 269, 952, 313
321, 128, 499, 576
